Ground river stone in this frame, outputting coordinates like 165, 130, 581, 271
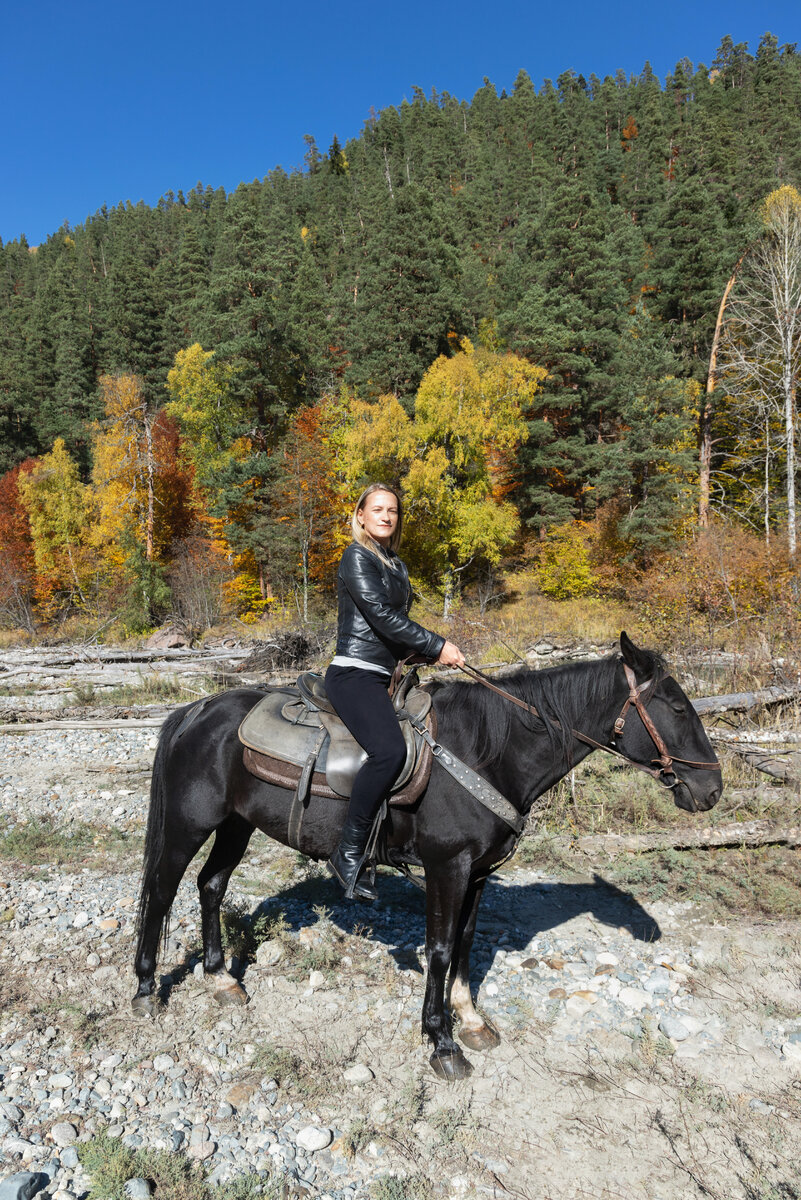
50, 1122, 78, 1147
781, 1040, 801, 1063
296, 1126, 333, 1153
343, 1064, 374, 1084
674, 1039, 703, 1060
596, 951, 619, 967
309, 970, 326, 990
188, 1141, 216, 1161
226, 1081, 259, 1108
152, 1055, 174, 1072
565, 994, 593, 1017
254, 939, 283, 967
59, 1148, 79, 1170
123, 1181, 152, 1200
48, 1075, 73, 1091
644, 968, 672, 994
618, 987, 652, 1011
659, 1015, 690, 1042
0, 1175, 45, 1200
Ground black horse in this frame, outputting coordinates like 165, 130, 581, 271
132, 633, 722, 1079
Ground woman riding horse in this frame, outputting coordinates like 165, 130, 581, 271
325, 483, 465, 901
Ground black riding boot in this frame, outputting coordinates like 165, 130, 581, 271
327, 815, 378, 902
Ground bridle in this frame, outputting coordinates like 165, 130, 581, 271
458, 660, 720, 792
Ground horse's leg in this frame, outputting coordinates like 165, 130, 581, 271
132, 835, 208, 1016
197, 813, 254, 1007
422, 858, 474, 1081
448, 877, 501, 1052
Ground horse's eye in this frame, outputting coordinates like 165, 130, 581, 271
670, 705, 687, 717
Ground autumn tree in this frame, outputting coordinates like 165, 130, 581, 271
17, 439, 95, 614
0, 461, 37, 630
92, 374, 194, 627
165, 343, 245, 502
166, 342, 278, 613
718, 186, 801, 558
268, 395, 350, 619
344, 341, 546, 613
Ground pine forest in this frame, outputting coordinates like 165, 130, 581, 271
2, 32, 801, 643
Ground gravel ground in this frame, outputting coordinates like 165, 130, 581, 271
2, 717, 801, 1200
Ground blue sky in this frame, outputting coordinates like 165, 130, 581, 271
2, 0, 798, 245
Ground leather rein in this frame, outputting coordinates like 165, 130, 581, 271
458, 661, 720, 790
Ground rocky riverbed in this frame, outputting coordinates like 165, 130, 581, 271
2, 710, 801, 1198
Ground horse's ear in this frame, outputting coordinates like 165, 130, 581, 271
620, 631, 651, 676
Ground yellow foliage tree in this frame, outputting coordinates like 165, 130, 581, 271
17, 439, 95, 612
92, 374, 196, 567
165, 344, 247, 501
343, 340, 546, 612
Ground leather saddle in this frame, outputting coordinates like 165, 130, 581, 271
238, 670, 436, 808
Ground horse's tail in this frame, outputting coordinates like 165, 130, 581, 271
135, 705, 189, 948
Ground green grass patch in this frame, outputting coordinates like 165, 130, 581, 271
39, 997, 106, 1050
248, 1036, 347, 1103
609, 844, 801, 918
0, 816, 141, 867
78, 1129, 277, 1200
371, 1176, 435, 1200
70, 674, 222, 708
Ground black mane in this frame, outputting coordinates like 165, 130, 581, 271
435, 648, 667, 769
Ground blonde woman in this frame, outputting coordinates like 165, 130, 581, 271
325, 483, 464, 900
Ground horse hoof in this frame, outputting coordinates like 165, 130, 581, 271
212, 981, 249, 1007
131, 994, 159, 1018
429, 1049, 473, 1081
458, 1022, 501, 1052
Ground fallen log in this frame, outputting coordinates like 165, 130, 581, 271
0, 717, 166, 732
563, 819, 801, 857
709, 729, 801, 745
692, 685, 801, 716
726, 747, 801, 785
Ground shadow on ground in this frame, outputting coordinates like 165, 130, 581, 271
236, 869, 661, 981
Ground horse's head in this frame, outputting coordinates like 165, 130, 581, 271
616, 633, 722, 813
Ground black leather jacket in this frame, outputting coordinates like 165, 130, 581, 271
335, 542, 445, 672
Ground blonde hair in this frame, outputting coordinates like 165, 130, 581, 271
351, 483, 403, 565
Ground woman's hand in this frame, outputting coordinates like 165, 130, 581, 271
436, 640, 465, 668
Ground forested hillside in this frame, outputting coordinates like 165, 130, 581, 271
1, 33, 800, 634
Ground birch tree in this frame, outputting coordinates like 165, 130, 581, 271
719, 187, 801, 559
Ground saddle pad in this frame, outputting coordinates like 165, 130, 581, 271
238, 684, 435, 797
243, 727, 435, 808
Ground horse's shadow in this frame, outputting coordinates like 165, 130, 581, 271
171, 870, 660, 995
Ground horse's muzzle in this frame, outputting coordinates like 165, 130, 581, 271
673, 775, 722, 813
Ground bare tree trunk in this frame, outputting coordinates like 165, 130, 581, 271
144, 412, 155, 563
786, 381, 797, 562
701, 257, 744, 527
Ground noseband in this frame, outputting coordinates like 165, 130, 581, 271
459, 661, 719, 790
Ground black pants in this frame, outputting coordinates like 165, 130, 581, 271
324, 664, 407, 828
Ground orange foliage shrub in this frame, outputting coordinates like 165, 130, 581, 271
631, 522, 798, 644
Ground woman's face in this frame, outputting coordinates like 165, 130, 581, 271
358, 490, 399, 547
